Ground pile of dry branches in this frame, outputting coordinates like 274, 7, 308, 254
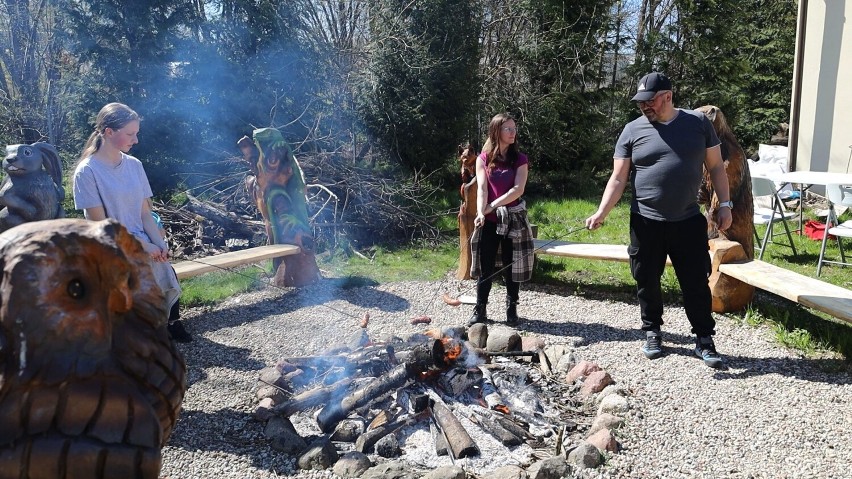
156, 151, 447, 260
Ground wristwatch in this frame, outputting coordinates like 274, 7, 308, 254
718, 200, 733, 209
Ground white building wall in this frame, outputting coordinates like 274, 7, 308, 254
792, 0, 852, 175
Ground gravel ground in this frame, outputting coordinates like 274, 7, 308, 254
160, 277, 852, 479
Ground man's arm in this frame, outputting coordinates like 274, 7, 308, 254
585, 158, 631, 230
704, 145, 733, 231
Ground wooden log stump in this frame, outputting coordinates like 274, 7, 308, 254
709, 238, 755, 313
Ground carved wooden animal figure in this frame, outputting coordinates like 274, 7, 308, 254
238, 128, 320, 287
0, 218, 186, 479
695, 105, 755, 259
457, 142, 479, 280
0, 142, 65, 232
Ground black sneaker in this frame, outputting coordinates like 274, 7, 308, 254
695, 336, 723, 369
641, 331, 663, 359
168, 320, 193, 343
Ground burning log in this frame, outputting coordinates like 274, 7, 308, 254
273, 378, 354, 416
316, 339, 444, 432
317, 364, 411, 433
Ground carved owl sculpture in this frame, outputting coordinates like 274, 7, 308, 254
0, 142, 66, 232
0, 218, 186, 479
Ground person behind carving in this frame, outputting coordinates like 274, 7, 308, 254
469, 113, 534, 326
71, 102, 191, 342
585, 72, 731, 368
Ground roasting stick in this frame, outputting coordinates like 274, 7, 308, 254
437, 222, 592, 308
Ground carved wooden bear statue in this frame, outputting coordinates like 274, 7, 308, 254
0, 142, 66, 232
695, 105, 755, 258
696, 105, 756, 313
457, 142, 479, 280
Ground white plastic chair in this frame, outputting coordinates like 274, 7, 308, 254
816, 183, 852, 276
752, 176, 798, 260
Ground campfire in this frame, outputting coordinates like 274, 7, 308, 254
254, 323, 626, 475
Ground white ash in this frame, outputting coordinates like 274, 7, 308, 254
160, 278, 852, 479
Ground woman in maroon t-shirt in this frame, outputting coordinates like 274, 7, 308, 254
469, 113, 530, 325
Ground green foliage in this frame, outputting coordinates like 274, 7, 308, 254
477, 0, 614, 194
318, 242, 460, 283
180, 263, 274, 306
357, 0, 481, 174
728, 0, 798, 151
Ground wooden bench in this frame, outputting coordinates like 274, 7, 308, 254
532, 239, 672, 264
718, 260, 852, 324
173, 244, 301, 280
533, 239, 852, 324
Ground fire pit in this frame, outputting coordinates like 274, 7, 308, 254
253, 323, 628, 476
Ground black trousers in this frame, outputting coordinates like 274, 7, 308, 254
476, 221, 519, 305
628, 213, 715, 336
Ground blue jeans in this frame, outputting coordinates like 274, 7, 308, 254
628, 213, 715, 336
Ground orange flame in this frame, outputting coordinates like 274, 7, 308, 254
493, 404, 511, 415
441, 337, 463, 363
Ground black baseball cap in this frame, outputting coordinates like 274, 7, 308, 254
631, 72, 672, 101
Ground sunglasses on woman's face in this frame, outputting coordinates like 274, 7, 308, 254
501, 127, 517, 133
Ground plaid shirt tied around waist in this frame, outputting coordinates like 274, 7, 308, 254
470, 199, 535, 282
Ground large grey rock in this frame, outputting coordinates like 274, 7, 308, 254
297, 437, 339, 470
567, 442, 603, 469
360, 461, 419, 479
529, 456, 571, 479
490, 464, 529, 479
332, 451, 372, 478
597, 393, 629, 415
422, 465, 466, 479
375, 433, 401, 458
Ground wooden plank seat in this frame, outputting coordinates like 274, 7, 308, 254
534, 238, 852, 324
532, 239, 672, 264
718, 260, 852, 324
172, 244, 301, 280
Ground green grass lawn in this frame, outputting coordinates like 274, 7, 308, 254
180, 196, 852, 360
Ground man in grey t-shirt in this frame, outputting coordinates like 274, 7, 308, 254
585, 72, 732, 369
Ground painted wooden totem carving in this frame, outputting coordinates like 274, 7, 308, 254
0, 218, 186, 479
457, 143, 479, 280
238, 128, 320, 287
0, 142, 65, 232
696, 105, 755, 312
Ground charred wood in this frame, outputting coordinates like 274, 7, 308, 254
431, 422, 450, 456
429, 396, 479, 459
355, 411, 429, 453
273, 378, 354, 416
317, 363, 412, 433
472, 412, 523, 446
495, 414, 536, 441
